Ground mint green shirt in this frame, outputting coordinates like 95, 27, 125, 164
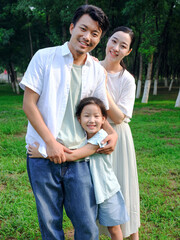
87, 129, 120, 204
57, 64, 86, 149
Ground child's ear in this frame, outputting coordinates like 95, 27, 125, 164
78, 117, 81, 123
102, 117, 106, 124
101, 117, 106, 129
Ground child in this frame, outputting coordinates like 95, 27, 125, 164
28, 97, 129, 240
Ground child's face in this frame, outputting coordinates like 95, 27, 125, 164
79, 104, 105, 138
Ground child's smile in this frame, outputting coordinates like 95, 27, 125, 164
79, 104, 105, 139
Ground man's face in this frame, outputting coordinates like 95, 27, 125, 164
68, 14, 102, 58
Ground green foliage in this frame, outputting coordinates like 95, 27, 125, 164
0, 28, 14, 45
0, 0, 180, 86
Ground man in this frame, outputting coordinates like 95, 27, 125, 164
20, 4, 117, 240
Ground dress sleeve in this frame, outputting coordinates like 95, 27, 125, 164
87, 129, 108, 148
117, 72, 136, 118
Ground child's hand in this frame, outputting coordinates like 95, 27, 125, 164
28, 142, 44, 158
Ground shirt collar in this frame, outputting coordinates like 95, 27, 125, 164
62, 42, 92, 66
62, 42, 72, 57
85, 53, 92, 66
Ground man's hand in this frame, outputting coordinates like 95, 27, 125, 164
96, 131, 118, 154
46, 140, 73, 164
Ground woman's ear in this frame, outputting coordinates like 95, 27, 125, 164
126, 48, 132, 56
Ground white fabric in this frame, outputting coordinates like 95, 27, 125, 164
107, 70, 136, 123
99, 123, 140, 238
99, 69, 140, 238
87, 129, 120, 204
111, 123, 140, 237
19, 42, 108, 157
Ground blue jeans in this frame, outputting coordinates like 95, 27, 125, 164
27, 155, 98, 240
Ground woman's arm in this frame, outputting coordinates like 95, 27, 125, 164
106, 90, 125, 124
97, 120, 118, 154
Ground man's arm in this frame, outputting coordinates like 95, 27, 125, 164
23, 87, 71, 164
28, 142, 98, 161
97, 120, 118, 154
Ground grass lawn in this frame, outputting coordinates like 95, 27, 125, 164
0, 84, 179, 240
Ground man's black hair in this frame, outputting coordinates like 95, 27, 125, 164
72, 5, 109, 37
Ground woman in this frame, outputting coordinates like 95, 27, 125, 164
100, 26, 140, 239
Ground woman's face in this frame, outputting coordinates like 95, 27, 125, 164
106, 31, 132, 63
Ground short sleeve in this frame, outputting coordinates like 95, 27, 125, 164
116, 71, 136, 118
93, 63, 109, 110
19, 49, 45, 95
87, 129, 108, 148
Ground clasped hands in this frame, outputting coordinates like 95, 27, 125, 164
28, 133, 117, 164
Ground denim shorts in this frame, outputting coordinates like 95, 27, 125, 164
98, 191, 129, 226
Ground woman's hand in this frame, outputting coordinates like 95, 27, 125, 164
91, 56, 99, 62
96, 131, 118, 154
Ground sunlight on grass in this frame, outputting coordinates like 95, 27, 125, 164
0, 84, 179, 239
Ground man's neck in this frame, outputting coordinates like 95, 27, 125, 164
73, 54, 87, 65
68, 42, 87, 65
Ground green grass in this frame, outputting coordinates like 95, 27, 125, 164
0, 83, 179, 239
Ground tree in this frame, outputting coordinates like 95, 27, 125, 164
136, 54, 143, 98
122, 0, 179, 103
175, 88, 180, 107
0, 0, 180, 97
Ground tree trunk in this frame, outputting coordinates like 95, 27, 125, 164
175, 88, 180, 107
153, 79, 158, 95
169, 77, 174, 91
141, 54, 153, 103
153, 55, 160, 95
9, 62, 20, 94
136, 54, 143, 98
133, 31, 141, 76
164, 77, 168, 87
15, 81, 20, 94
28, 23, 33, 58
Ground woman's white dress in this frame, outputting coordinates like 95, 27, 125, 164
99, 69, 140, 238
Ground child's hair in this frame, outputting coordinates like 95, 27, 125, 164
76, 97, 107, 119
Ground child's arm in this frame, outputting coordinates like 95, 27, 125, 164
28, 142, 99, 161
28, 142, 45, 158
65, 144, 99, 161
